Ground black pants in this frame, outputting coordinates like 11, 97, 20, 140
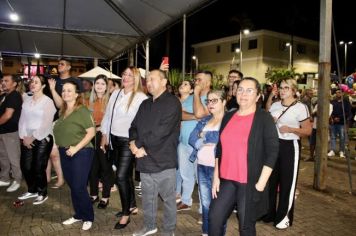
20, 135, 53, 196
111, 135, 136, 215
209, 180, 255, 236
89, 131, 114, 198
264, 139, 300, 226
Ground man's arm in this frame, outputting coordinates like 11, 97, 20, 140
48, 78, 63, 108
0, 108, 15, 125
193, 92, 209, 119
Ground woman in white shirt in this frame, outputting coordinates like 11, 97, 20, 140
263, 78, 312, 229
101, 67, 147, 229
18, 75, 56, 205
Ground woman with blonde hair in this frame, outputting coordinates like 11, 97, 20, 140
53, 81, 96, 230
101, 67, 147, 229
263, 77, 312, 229
85, 74, 114, 209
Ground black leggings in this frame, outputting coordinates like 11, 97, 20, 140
20, 135, 53, 196
209, 180, 255, 236
111, 135, 136, 215
89, 131, 114, 198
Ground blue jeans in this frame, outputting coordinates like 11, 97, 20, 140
178, 143, 196, 206
198, 164, 214, 234
59, 147, 94, 222
330, 124, 346, 152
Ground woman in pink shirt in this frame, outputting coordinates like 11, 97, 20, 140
209, 77, 279, 236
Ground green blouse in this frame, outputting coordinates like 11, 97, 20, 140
53, 106, 94, 148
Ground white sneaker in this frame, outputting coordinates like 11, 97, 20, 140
62, 217, 82, 225
7, 181, 20, 192
339, 151, 345, 158
33, 195, 48, 205
327, 150, 335, 157
133, 227, 158, 236
18, 192, 38, 200
275, 216, 290, 230
82, 221, 92, 230
0, 180, 11, 187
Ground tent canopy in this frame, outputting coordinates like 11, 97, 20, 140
0, 0, 212, 60
78, 66, 121, 79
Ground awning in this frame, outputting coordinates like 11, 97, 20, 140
0, 0, 213, 60
78, 66, 121, 79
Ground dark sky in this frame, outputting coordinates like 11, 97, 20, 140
141, 0, 356, 76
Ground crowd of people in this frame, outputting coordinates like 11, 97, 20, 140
3, 57, 337, 235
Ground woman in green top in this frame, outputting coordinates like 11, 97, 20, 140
53, 81, 95, 231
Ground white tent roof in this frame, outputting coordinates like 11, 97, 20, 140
78, 66, 121, 79
0, 0, 213, 60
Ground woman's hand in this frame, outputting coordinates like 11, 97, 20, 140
66, 146, 79, 157
23, 136, 34, 149
212, 176, 220, 199
279, 125, 290, 133
255, 181, 265, 192
100, 134, 108, 153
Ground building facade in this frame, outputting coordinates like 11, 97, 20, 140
192, 29, 319, 86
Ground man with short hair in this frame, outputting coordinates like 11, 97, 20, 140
129, 70, 181, 236
227, 69, 243, 98
0, 74, 23, 192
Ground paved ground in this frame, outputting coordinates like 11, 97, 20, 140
1, 139, 356, 236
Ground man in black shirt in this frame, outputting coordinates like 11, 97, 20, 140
129, 70, 181, 236
0, 74, 22, 192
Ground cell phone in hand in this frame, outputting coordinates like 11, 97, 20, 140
162, 56, 169, 66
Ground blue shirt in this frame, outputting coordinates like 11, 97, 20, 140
179, 95, 207, 145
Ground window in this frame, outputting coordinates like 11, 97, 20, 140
216, 45, 221, 53
279, 40, 288, 51
297, 44, 306, 54
248, 39, 257, 49
231, 42, 240, 52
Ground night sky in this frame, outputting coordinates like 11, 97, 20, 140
139, 0, 356, 77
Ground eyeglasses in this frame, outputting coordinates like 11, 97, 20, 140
122, 73, 133, 78
58, 62, 66, 66
278, 86, 290, 91
205, 98, 220, 105
236, 87, 256, 95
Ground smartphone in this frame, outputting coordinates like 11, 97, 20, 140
162, 56, 169, 66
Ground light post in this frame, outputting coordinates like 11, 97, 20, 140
192, 55, 198, 73
286, 42, 292, 69
239, 29, 250, 71
339, 41, 353, 75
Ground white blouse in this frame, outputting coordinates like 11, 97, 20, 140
269, 101, 309, 140
101, 90, 147, 138
18, 94, 56, 140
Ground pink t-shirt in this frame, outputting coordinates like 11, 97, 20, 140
220, 112, 255, 183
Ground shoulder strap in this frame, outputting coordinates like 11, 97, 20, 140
108, 89, 122, 149
275, 100, 297, 124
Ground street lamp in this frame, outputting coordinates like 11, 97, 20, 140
339, 41, 353, 75
192, 55, 198, 73
286, 42, 292, 69
239, 29, 250, 71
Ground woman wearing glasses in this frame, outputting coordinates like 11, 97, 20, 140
188, 90, 226, 236
209, 78, 279, 236
263, 78, 312, 229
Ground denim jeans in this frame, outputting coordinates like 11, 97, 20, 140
197, 164, 214, 234
330, 124, 346, 152
59, 147, 94, 222
178, 143, 196, 206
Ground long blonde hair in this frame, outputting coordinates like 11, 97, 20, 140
89, 74, 110, 112
123, 67, 144, 111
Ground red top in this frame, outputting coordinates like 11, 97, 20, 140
220, 112, 255, 183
